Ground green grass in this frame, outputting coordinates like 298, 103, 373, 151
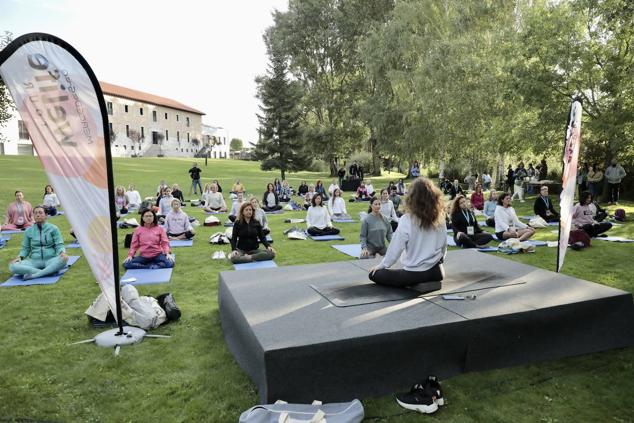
0, 155, 632, 423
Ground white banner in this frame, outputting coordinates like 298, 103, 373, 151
0, 35, 119, 318
557, 100, 582, 272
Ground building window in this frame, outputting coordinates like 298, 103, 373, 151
139, 107, 144, 116
165, 112, 168, 120
176, 114, 179, 122
131, 145, 135, 150
123, 145, 127, 150
107, 102, 113, 115
108, 122, 113, 137
165, 130, 169, 140
181, 148, 183, 152
124, 105, 129, 113
223, 137, 226, 145
18, 120, 30, 140
177, 131, 180, 142
152, 110, 157, 122
126, 125, 130, 137
141, 126, 145, 139
187, 133, 190, 142
186, 117, 190, 127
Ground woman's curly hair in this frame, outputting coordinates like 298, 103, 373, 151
405, 177, 446, 229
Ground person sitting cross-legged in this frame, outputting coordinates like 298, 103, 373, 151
368, 177, 446, 288
572, 191, 612, 238
262, 183, 283, 212
164, 199, 195, 240
229, 202, 276, 264
494, 192, 535, 241
228, 192, 246, 222
355, 183, 371, 201
202, 183, 227, 212
3, 190, 35, 231
533, 185, 560, 223
482, 190, 498, 228
360, 197, 393, 259
42, 184, 60, 216
9, 206, 69, 280
450, 195, 493, 248
306, 194, 340, 236
279, 180, 292, 202
125, 184, 142, 211
327, 188, 348, 218
250, 197, 271, 235
124, 209, 174, 269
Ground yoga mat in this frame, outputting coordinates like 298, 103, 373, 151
169, 239, 193, 247
526, 240, 548, 247
1, 256, 81, 287
547, 222, 560, 226
120, 268, 173, 286
447, 235, 457, 247
0, 229, 25, 235
311, 281, 440, 307
66, 242, 81, 249
234, 261, 278, 270
265, 210, 284, 214
310, 234, 345, 241
204, 211, 226, 214
332, 244, 362, 258
519, 215, 534, 220
594, 236, 634, 243
332, 219, 355, 223
266, 234, 273, 243
224, 222, 234, 227
477, 247, 499, 252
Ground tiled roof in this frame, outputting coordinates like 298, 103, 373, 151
100, 81, 205, 115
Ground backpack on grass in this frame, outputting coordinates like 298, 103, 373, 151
239, 399, 364, 423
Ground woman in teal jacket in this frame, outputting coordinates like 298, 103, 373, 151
9, 206, 68, 280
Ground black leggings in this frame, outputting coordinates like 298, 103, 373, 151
455, 232, 493, 248
580, 222, 612, 238
262, 205, 282, 212
369, 262, 444, 288
307, 226, 340, 236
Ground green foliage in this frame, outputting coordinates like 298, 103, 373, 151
347, 150, 373, 175
254, 43, 312, 180
229, 138, 243, 151
0, 156, 633, 422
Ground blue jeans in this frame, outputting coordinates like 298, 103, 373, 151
191, 179, 203, 195
124, 254, 174, 269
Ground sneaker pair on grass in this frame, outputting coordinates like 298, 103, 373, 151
395, 375, 444, 414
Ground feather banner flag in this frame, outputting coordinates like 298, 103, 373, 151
0, 33, 123, 327
557, 99, 582, 272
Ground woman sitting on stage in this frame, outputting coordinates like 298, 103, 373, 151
572, 191, 612, 238
450, 195, 493, 248
9, 206, 68, 280
250, 197, 270, 235
202, 183, 227, 212
360, 197, 393, 259
124, 209, 174, 269
306, 194, 340, 236
368, 177, 447, 288
230, 202, 276, 264
494, 192, 535, 241
2, 191, 34, 231
42, 185, 60, 216
262, 183, 283, 212
164, 199, 195, 240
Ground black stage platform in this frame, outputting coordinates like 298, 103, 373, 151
218, 250, 634, 403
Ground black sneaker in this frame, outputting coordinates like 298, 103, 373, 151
424, 375, 444, 406
395, 383, 438, 414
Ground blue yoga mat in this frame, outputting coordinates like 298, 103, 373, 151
547, 222, 559, 226
265, 210, 284, 215
1, 229, 25, 235
477, 246, 499, 252
234, 260, 278, 270
66, 242, 81, 249
169, 239, 193, 247
332, 244, 362, 258
120, 267, 173, 286
1, 255, 81, 287
333, 219, 356, 223
310, 234, 345, 241
1, 234, 10, 240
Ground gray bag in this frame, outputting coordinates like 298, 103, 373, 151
239, 399, 364, 423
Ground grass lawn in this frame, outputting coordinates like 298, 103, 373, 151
0, 155, 632, 422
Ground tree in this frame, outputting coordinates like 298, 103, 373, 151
254, 43, 312, 180
128, 129, 142, 155
0, 31, 15, 142
230, 138, 243, 151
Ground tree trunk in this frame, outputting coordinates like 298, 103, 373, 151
369, 132, 381, 176
281, 169, 286, 181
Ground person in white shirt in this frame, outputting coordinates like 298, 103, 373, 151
228, 192, 246, 222
125, 184, 142, 210
328, 179, 340, 196
378, 188, 399, 231
365, 180, 375, 197
303, 184, 317, 210
250, 197, 271, 235
494, 192, 535, 241
368, 177, 446, 289
327, 188, 348, 217
261, 183, 283, 212
202, 183, 227, 212
158, 188, 175, 217
164, 199, 195, 240
306, 194, 340, 236
482, 172, 492, 190
42, 185, 60, 216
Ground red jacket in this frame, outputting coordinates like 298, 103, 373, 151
470, 192, 484, 210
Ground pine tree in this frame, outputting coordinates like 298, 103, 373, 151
254, 46, 311, 181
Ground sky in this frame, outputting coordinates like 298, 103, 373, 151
0, 0, 289, 144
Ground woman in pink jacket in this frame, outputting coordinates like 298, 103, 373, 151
124, 209, 174, 269
2, 191, 34, 231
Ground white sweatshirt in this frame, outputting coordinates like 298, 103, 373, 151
306, 205, 332, 229
494, 205, 527, 232
328, 197, 347, 215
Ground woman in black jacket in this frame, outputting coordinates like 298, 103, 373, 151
230, 202, 276, 264
261, 183, 282, 212
450, 195, 493, 248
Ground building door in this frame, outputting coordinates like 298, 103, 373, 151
152, 131, 159, 144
